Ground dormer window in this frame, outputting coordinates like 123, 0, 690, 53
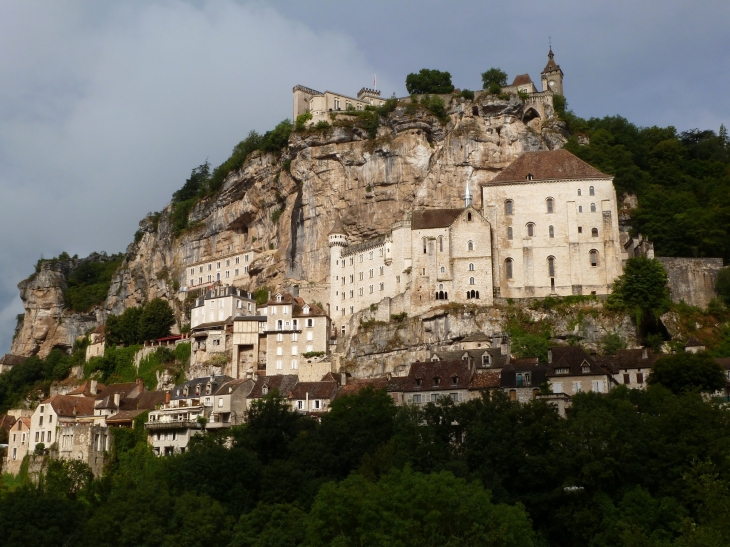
451, 376, 459, 386
303, 305, 310, 314
182, 387, 188, 396
206, 384, 212, 394
195, 385, 201, 395
276, 294, 282, 302
526, 173, 533, 181
433, 377, 440, 387
262, 385, 268, 395
415, 378, 422, 387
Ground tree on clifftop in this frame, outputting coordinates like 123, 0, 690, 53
405, 69, 454, 95
138, 298, 175, 342
481, 68, 508, 94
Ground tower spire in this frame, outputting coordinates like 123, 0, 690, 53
464, 180, 472, 208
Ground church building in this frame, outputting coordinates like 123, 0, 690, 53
328, 149, 624, 337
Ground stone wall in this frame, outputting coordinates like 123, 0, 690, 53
657, 257, 724, 309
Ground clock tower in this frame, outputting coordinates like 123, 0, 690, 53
540, 47, 564, 95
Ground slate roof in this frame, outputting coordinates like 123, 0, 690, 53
106, 410, 148, 424
214, 379, 252, 396
462, 332, 491, 343
290, 381, 338, 401
170, 376, 234, 401
547, 346, 609, 377
500, 361, 548, 388
43, 395, 96, 417
479, 348, 511, 368
685, 336, 705, 348
599, 348, 658, 372
248, 374, 299, 399
260, 293, 328, 317
487, 150, 608, 184
399, 361, 473, 392
411, 209, 464, 230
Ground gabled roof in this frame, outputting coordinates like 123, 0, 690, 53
263, 292, 328, 318
214, 379, 253, 396
0, 414, 16, 431
510, 74, 533, 86
548, 346, 608, 377
335, 377, 389, 399
248, 374, 299, 399
469, 371, 501, 390
66, 381, 107, 398
598, 348, 657, 372
399, 360, 473, 392
95, 382, 140, 402
462, 332, 491, 343
170, 376, 234, 400
487, 150, 609, 184
290, 381, 338, 400
685, 336, 705, 348
412, 209, 465, 230
500, 362, 548, 388
42, 395, 96, 418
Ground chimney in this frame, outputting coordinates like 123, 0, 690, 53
90, 380, 98, 395
642, 347, 648, 360
293, 285, 300, 297
341, 373, 347, 386
114, 393, 121, 407
547, 349, 553, 364
165, 391, 171, 404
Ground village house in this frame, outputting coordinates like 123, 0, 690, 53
85, 325, 105, 360
28, 395, 96, 450
183, 249, 257, 291
247, 374, 299, 405
388, 360, 473, 406
598, 348, 657, 389
289, 376, 339, 414
500, 358, 549, 402
546, 346, 613, 396
4, 417, 32, 475
0, 354, 26, 374
190, 286, 257, 329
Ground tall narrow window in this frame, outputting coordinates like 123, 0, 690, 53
548, 256, 555, 277
578, 206, 583, 213
589, 186, 595, 196
423, 238, 427, 254
507, 227, 513, 240
549, 225, 554, 238
467, 212, 472, 221
546, 198, 554, 213
527, 223, 535, 237
468, 241, 474, 251
590, 250, 598, 267
590, 203, 596, 212
505, 258, 514, 279
469, 263, 474, 271
591, 228, 598, 237
578, 189, 582, 196
439, 236, 443, 252
469, 277, 475, 285
505, 200, 514, 215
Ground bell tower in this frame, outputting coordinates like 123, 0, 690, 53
540, 46, 564, 96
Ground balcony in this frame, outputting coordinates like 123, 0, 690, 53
145, 420, 201, 431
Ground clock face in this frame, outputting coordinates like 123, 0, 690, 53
549, 80, 556, 88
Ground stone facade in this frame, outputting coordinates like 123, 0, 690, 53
4, 417, 31, 475
293, 85, 387, 124
58, 423, 110, 477
190, 286, 257, 329
183, 250, 256, 290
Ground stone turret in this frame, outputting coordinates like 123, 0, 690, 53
328, 214, 348, 248
541, 47, 564, 95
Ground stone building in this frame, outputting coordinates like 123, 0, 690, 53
28, 395, 96, 449
541, 48, 564, 95
500, 358, 548, 402
190, 286, 257, 329
258, 293, 330, 377
483, 149, 624, 299
0, 354, 26, 374
387, 360, 473, 406
598, 348, 657, 389
183, 249, 257, 290
85, 326, 105, 361
546, 346, 613, 396
293, 85, 387, 123
4, 417, 31, 474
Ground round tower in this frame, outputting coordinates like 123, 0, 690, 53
328, 214, 348, 248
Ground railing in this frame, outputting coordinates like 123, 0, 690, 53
145, 420, 201, 430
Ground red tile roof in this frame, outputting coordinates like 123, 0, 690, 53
510, 74, 533, 86
468, 371, 501, 389
487, 150, 608, 184
335, 377, 389, 398
290, 381, 338, 401
66, 381, 107, 398
43, 395, 96, 417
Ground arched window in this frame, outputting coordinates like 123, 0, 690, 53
589, 186, 595, 196
590, 250, 599, 267
590, 203, 596, 212
467, 241, 474, 251
505, 200, 514, 215
578, 206, 583, 213
549, 225, 554, 238
527, 223, 535, 237
467, 212, 472, 221
439, 236, 443, 252
507, 227, 513, 240
469, 263, 475, 271
440, 266, 445, 273
547, 256, 555, 277
546, 198, 554, 213
591, 228, 598, 237
578, 189, 582, 196
439, 283, 444, 290
423, 238, 427, 254
505, 258, 514, 279
469, 277, 475, 285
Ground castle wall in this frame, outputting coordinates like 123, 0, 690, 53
657, 257, 724, 309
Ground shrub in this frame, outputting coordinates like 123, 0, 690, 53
314, 120, 331, 132
420, 94, 449, 124
390, 312, 408, 322
254, 287, 269, 306
481, 68, 507, 90
648, 352, 726, 394
460, 89, 475, 100
270, 208, 284, 224
601, 332, 627, 355
405, 69, 454, 95
294, 111, 312, 131
607, 257, 671, 323
302, 351, 325, 359
64, 255, 124, 312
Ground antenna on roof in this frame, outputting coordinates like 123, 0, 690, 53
374, 74, 377, 90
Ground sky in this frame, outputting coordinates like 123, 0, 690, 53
1, 0, 728, 354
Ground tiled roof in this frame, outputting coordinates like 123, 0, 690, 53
134, 390, 167, 410
66, 381, 107, 398
263, 293, 327, 318
335, 377, 389, 398
106, 410, 148, 423
328, 213, 347, 236
400, 361, 473, 392
510, 74, 533, 86
214, 379, 252, 396
500, 362, 548, 388
715, 358, 730, 370
0, 414, 16, 431
685, 336, 704, 348
487, 150, 608, 184
248, 374, 299, 399
600, 349, 657, 372
290, 381, 338, 400
43, 395, 96, 417
0, 354, 27, 366
432, 350, 469, 362
411, 209, 464, 230
548, 346, 608, 377
170, 376, 234, 400
469, 371, 501, 389
95, 382, 139, 401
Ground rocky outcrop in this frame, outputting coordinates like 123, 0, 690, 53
11, 255, 111, 358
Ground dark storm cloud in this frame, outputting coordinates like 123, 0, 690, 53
0, 0, 727, 352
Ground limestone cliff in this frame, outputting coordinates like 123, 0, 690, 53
12, 93, 570, 358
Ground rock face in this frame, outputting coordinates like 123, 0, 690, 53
12, 94, 570, 358
11, 256, 109, 358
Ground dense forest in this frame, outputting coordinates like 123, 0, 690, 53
2, 385, 730, 547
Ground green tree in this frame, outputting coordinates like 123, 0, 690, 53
307, 467, 536, 547
607, 257, 671, 323
601, 332, 627, 355
715, 267, 730, 306
481, 67, 508, 94
230, 503, 307, 547
172, 162, 210, 204
647, 352, 726, 394
137, 298, 175, 342
105, 306, 143, 346
405, 69, 454, 94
